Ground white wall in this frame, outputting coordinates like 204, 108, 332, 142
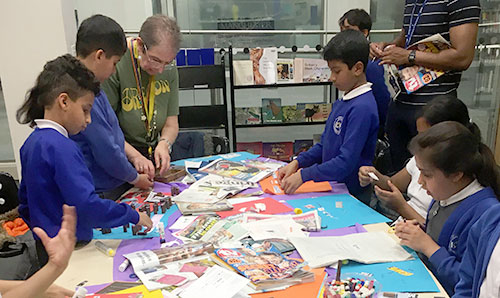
0, 0, 77, 178
75, 0, 153, 31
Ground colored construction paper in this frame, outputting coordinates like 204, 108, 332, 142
171, 152, 260, 166
259, 174, 332, 195
200, 48, 215, 65
286, 194, 390, 230
153, 181, 189, 194
216, 197, 293, 218
113, 285, 163, 298
327, 251, 440, 293
251, 268, 326, 298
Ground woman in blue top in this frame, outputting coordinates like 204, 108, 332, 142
395, 121, 500, 295
16, 54, 153, 267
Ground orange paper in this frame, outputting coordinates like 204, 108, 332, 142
216, 197, 293, 218
251, 268, 326, 298
259, 174, 332, 195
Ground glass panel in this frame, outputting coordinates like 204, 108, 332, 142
175, 0, 323, 31
0, 81, 15, 162
478, 0, 500, 45
370, 0, 404, 30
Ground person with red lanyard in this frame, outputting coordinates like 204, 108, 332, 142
370, 0, 480, 173
102, 15, 181, 178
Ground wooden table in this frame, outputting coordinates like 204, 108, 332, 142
56, 222, 449, 297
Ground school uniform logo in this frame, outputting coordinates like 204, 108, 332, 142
449, 235, 458, 253
333, 116, 343, 135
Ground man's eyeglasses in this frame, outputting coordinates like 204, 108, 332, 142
143, 43, 175, 69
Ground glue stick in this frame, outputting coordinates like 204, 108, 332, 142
95, 240, 115, 257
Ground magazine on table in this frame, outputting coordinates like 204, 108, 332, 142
173, 174, 256, 204
240, 157, 287, 172
399, 33, 450, 94
242, 210, 321, 232
199, 159, 274, 183
176, 199, 233, 215
172, 215, 248, 245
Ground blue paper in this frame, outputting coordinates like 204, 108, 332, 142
171, 152, 260, 166
92, 205, 179, 240
200, 48, 215, 65
187, 49, 201, 65
340, 250, 440, 293
286, 194, 390, 230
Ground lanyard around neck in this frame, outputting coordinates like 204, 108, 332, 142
128, 38, 156, 132
405, 0, 429, 48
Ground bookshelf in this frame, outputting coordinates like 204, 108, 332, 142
228, 45, 337, 151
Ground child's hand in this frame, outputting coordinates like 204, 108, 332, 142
134, 174, 153, 190
43, 284, 74, 298
281, 170, 304, 194
277, 160, 299, 184
33, 205, 77, 272
395, 219, 440, 257
137, 212, 153, 232
358, 166, 378, 187
374, 180, 407, 213
131, 155, 155, 180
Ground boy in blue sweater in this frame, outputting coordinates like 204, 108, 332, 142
278, 30, 379, 203
339, 9, 391, 138
70, 15, 153, 201
16, 55, 153, 267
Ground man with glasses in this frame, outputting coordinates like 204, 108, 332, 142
102, 15, 181, 178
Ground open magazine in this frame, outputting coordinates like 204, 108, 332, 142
199, 159, 273, 183
399, 33, 450, 93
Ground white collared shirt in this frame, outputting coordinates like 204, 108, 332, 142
342, 82, 373, 101
439, 179, 484, 207
34, 119, 68, 138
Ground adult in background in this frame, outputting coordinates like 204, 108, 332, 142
370, 0, 480, 172
102, 15, 181, 177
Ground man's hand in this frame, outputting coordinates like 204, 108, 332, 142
370, 42, 389, 59
33, 205, 77, 272
131, 155, 155, 179
154, 141, 171, 176
379, 46, 411, 66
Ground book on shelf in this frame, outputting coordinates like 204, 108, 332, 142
233, 60, 254, 86
276, 58, 294, 83
282, 105, 303, 123
296, 58, 331, 83
399, 33, 450, 94
303, 103, 331, 122
199, 159, 274, 182
212, 247, 315, 291
236, 142, 263, 155
294, 139, 314, 154
235, 107, 261, 125
250, 47, 278, 85
261, 98, 283, 123
262, 142, 293, 161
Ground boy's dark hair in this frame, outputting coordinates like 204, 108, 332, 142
417, 94, 481, 138
323, 29, 369, 71
338, 9, 372, 32
139, 15, 181, 51
76, 14, 126, 58
17, 54, 100, 127
409, 121, 500, 198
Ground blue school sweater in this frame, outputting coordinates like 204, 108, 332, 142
18, 127, 139, 241
71, 90, 138, 193
297, 83, 379, 196
366, 60, 390, 129
454, 204, 500, 298
425, 187, 499, 295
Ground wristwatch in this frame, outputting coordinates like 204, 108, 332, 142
158, 138, 173, 153
408, 50, 417, 65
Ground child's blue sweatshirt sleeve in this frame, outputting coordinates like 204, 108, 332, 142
296, 142, 323, 168
453, 226, 479, 297
77, 98, 138, 184
429, 247, 461, 295
54, 143, 139, 228
299, 105, 374, 183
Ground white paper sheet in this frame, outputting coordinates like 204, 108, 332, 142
244, 218, 307, 241
289, 231, 413, 268
169, 215, 199, 230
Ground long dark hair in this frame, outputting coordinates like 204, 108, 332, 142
409, 121, 500, 198
417, 94, 481, 139
16, 54, 99, 127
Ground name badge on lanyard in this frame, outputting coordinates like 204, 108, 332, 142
405, 0, 429, 49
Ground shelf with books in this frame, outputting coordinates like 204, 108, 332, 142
228, 45, 336, 150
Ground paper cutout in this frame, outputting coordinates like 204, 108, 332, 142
388, 266, 414, 276
259, 173, 332, 195
216, 197, 292, 218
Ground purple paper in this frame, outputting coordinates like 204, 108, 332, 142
85, 283, 110, 294
310, 223, 367, 237
153, 181, 189, 193
240, 181, 349, 201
